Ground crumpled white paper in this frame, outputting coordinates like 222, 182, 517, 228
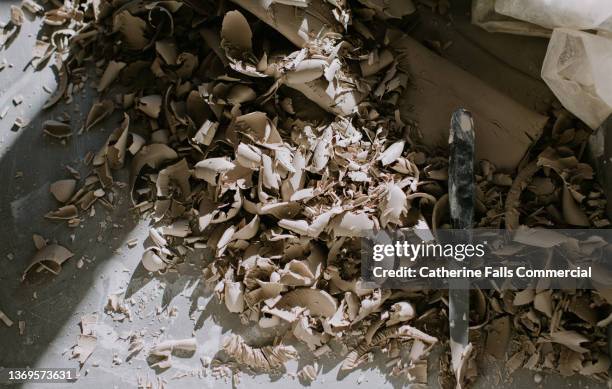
542, 29, 612, 129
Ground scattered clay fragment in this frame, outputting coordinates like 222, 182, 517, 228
149, 338, 197, 369
32, 234, 46, 250
95, 114, 130, 169
72, 334, 96, 366
141, 248, 167, 272
331, 212, 374, 237
36, 41, 59, 66
128, 133, 145, 155
224, 280, 245, 313
97, 61, 126, 92
548, 331, 590, 353
380, 184, 408, 227
22, 243, 74, 280
342, 324, 437, 371
84, 100, 114, 131
45, 204, 78, 220
14, 117, 27, 128
112, 10, 149, 50
378, 140, 405, 166
10, 6, 24, 26
43, 64, 68, 109
277, 288, 338, 318
454, 343, 476, 389
49, 179, 77, 203
221, 11, 252, 55
580, 355, 610, 375
105, 294, 131, 321
513, 290, 535, 306
129, 144, 178, 199
80, 314, 98, 336
137, 95, 162, 119
71, 315, 98, 366
194, 158, 235, 185
43, 120, 72, 139
22, 0, 44, 15
160, 220, 190, 237
297, 363, 318, 383
562, 186, 590, 226
0, 308, 13, 327
128, 335, 144, 359
192, 120, 218, 147
222, 334, 297, 371
387, 302, 415, 326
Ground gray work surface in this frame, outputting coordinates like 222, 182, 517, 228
0, 1, 605, 388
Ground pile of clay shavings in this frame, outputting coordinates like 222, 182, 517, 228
8, 0, 611, 387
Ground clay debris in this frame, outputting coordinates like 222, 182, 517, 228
148, 338, 197, 369
22, 235, 73, 280
222, 334, 297, 372
21, 0, 611, 387
71, 314, 98, 366
0, 308, 14, 327
481, 288, 611, 381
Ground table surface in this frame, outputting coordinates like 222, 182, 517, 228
0, 1, 605, 388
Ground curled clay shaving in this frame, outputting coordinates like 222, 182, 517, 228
148, 338, 197, 369
43, 120, 72, 139
342, 324, 438, 371
297, 363, 318, 382
222, 334, 297, 371
0, 309, 14, 327
43, 64, 68, 109
22, 243, 74, 280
